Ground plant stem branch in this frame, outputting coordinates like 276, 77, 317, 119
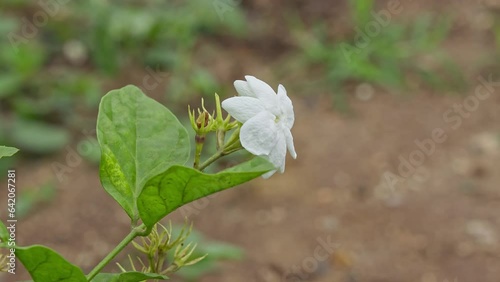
87, 224, 146, 280
198, 151, 223, 171
193, 134, 205, 169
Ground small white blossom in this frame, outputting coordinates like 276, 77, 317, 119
222, 75, 297, 178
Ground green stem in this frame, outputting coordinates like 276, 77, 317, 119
198, 129, 243, 171
198, 146, 243, 171
156, 254, 165, 274
87, 224, 146, 280
193, 134, 205, 169
198, 151, 223, 171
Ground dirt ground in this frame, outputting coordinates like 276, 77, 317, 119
2, 1, 500, 282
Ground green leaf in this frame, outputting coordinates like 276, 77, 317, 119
203, 242, 244, 259
16, 245, 87, 282
93, 272, 168, 282
9, 120, 70, 154
0, 220, 8, 243
138, 157, 274, 228
97, 85, 190, 220
0, 146, 18, 159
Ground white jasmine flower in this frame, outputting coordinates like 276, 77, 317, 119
222, 75, 297, 178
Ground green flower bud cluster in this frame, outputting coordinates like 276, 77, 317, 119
188, 94, 242, 170
118, 222, 206, 275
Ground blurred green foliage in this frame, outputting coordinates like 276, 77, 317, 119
0, 0, 494, 155
16, 182, 56, 218
76, 137, 101, 164
0, 0, 246, 156
292, 0, 465, 110
494, 12, 500, 56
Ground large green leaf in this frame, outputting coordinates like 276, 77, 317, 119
97, 85, 190, 220
0, 146, 18, 159
16, 245, 87, 282
93, 272, 168, 282
138, 157, 274, 228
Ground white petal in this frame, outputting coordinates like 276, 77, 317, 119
283, 127, 297, 159
221, 97, 265, 123
261, 169, 277, 179
260, 131, 288, 179
245, 76, 279, 112
233, 80, 256, 98
277, 84, 295, 129
265, 131, 287, 173
240, 111, 278, 156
